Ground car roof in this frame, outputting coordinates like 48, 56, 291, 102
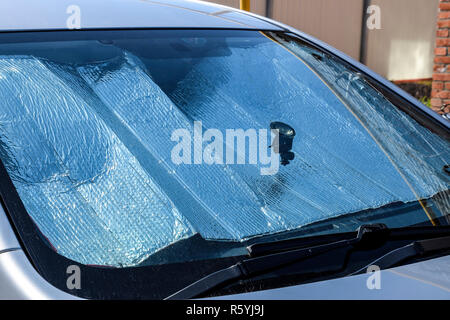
0, 0, 283, 32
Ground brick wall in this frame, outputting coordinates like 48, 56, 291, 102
432, 0, 450, 114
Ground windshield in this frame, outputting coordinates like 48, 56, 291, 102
0, 30, 449, 270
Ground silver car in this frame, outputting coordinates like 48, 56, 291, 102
0, 0, 449, 300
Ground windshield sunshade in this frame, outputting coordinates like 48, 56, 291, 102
0, 31, 448, 267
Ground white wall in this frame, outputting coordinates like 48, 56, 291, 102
365, 0, 439, 81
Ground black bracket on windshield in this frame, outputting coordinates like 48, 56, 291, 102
270, 122, 296, 166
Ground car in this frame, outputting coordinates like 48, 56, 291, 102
0, 0, 449, 300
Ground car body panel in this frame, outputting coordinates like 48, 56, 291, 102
0, 0, 448, 300
213, 255, 450, 300
1, 198, 449, 300
0, 205, 20, 252
0, 0, 282, 31
0, 249, 79, 300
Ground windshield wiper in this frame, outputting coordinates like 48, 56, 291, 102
248, 224, 450, 257
165, 224, 450, 300
350, 235, 450, 275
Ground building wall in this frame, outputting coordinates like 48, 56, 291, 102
270, 0, 363, 60
205, 0, 438, 81
366, 0, 439, 81
431, 0, 450, 114
211, 0, 267, 16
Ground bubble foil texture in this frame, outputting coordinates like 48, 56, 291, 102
0, 43, 448, 267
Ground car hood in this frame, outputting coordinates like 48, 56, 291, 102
213, 254, 450, 300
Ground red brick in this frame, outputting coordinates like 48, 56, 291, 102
433, 73, 450, 81
435, 47, 447, 55
437, 29, 449, 37
438, 20, 450, 28
436, 38, 450, 46
440, 12, 450, 19
434, 64, 446, 72
440, 3, 450, 10
432, 90, 440, 97
435, 90, 450, 99
435, 56, 450, 64
433, 81, 444, 90
431, 98, 443, 107
445, 82, 450, 90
